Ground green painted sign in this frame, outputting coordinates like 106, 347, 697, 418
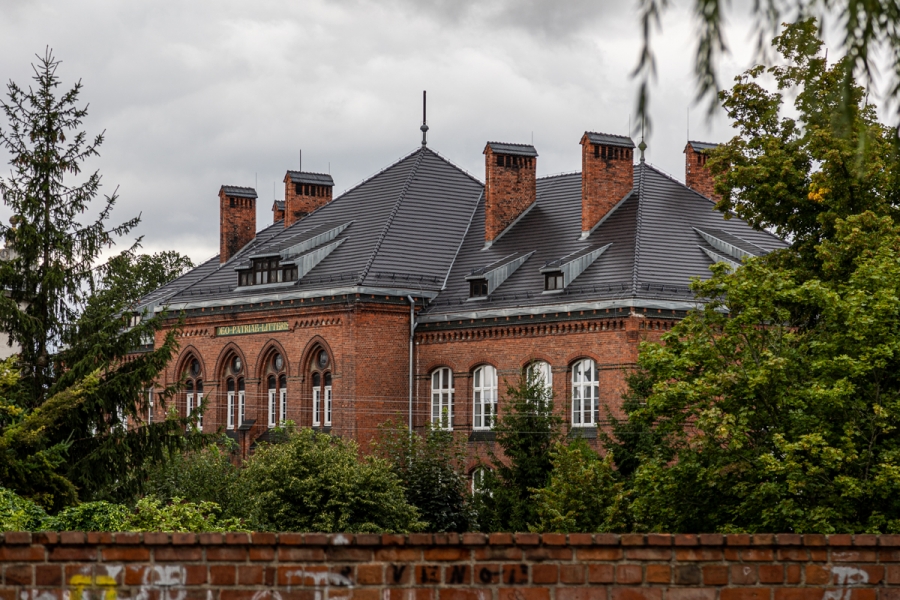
216, 321, 290, 337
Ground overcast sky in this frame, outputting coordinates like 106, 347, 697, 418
0, 1, 796, 263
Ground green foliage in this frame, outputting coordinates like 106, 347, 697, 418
143, 438, 244, 519
0, 487, 48, 531
708, 19, 900, 272
480, 370, 563, 532
44, 501, 131, 532
375, 420, 473, 532
241, 428, 424, 533
0, 51, 203, 509
127, 497, 244, 533
530, 440, 625, 533
614, 212, 900, 533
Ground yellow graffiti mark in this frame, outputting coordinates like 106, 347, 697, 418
69, 575, 117, 600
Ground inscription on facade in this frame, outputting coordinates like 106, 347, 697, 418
216, 322, 289, 337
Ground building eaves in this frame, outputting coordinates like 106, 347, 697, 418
273, 200, 285, 211
221, 185, 257, 198
484, 142, 538, 157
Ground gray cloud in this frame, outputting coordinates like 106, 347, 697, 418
0, 0, 755, 263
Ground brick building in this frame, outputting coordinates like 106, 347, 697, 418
135, 134, 783, 460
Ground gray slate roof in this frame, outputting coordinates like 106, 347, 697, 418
140, 145, 786, 319
419, 162, 785, 320
221, 185, 257, 198
138, 147, 483, 311
485, 142, 538, 157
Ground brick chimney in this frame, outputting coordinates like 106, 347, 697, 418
219, 186, 257, 263
273, 200, 285, 223
580, 132, 634, 236
483, 142, 538, 245
283, 171, 335, 228
684, 141, 719, 200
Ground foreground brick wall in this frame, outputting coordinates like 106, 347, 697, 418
3, 532, 900, 600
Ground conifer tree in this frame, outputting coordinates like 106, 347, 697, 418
0, 49, 199, 510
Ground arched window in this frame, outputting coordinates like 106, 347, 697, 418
527, 360, 552, 392
473, 365, 497, 430
183, 357, 203, 431
265, 352, 287, 428
471, 467, 492, 496
572, 358, 599, 426
431, 367, 454, 430
223, 354, 243, 430
309, 348, 332, 429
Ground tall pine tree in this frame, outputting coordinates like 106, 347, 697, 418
0, 50, 200, 510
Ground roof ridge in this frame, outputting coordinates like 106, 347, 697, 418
632, 162, 647, 295
358, 147, 428, 284
537, 171, 579, 181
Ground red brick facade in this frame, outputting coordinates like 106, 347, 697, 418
484, 146, 537, 243
3, 531, 899, 600
581, 136, 634, 234
219, 189, 257, 264
684, 143, 719, 201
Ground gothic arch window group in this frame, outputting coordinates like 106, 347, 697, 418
183, 355, 204, 430
264, 349, 288, 428
309, 347, 332, 428
222, 353, 245, 430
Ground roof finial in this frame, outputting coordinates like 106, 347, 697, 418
638, 117, 647, 163
420, 90, 429, 146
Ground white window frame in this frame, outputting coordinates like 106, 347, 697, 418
279, 387, 287, 424
196, 390, 203, 430
238, 388, 246, 426
431, 368, 454, 430
324, 384, 332, 426
472, 468, 492, 496
313, 387, 321, 427
528, 360, 553, 392
186, 391, 194, 426
227, 390, 235, 430
572, 358, 599, 426
146, 388, 154, 424
268, 387, 277, 428
473, 365, 498, 430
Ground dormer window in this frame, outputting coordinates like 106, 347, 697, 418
469, 279, 488, 298
544, 272, 564, 291
238, 258, 298, 287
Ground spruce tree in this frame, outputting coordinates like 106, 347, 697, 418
0, 49, 200, 510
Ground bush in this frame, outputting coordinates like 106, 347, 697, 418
127, 497, 244, 532
530, 439, 626, 533
44, 501, 131, 531
242, 428, 424, 532
0, 487, 48, 531
375, 420, 473, 532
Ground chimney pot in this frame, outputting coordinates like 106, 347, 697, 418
483, 142, 538, 244
283, 171, 335, 227
581, 132, 634, 235
684, 141, 720, 200
219, 186, 257, 263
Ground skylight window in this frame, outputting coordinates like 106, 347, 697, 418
469, 279, 488, 298
544, 272, 564, 291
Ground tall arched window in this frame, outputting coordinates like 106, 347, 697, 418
527, 360, 552, 392
223, 355, 244, 430
265, 352, 287, 428
572, 358, 599, 426
309, 348, 332, 428
431, 367, 454, 430
473, 365, 497, 430
184, 357, 203, 431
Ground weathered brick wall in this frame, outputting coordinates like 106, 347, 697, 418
3, 532, 899, 600
219, 191, 257, 264
484, 147, 537, 243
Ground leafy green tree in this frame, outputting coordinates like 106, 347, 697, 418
375, 419, 473, 532
0, 50, 199, 509
530, 439, 626, 533
618, 212, 900, 533
143, 438, 245, 519
241, 427, 424, 533
480, 370, 563, 532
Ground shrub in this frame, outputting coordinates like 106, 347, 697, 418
242, 428, 424, 532
0, 487, 48, 531
44, 501, 131, 531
